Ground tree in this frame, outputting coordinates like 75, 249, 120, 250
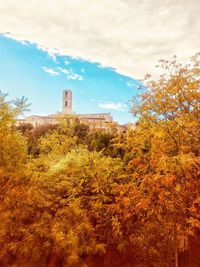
127, 53, 200, 266
0, 91, 28, 179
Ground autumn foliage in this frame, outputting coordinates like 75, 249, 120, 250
0, 54, 199, 267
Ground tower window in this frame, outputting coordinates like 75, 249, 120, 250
65, 100, 68, 107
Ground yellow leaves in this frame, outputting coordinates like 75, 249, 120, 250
158, 155, 181, 176
175, 184, 181, 192
94, 243, 106, 255
111, 216, 122, 239
188, 218, 200, 230
68, 253, 79, 265
131, 55, 200, 173
164, 174, 176, 186
39, 131, 77, 157
135, 198, 149, 211
0, 128, 27, 175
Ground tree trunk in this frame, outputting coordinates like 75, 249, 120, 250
188, 235, 191, 267
174, 220, 178, 267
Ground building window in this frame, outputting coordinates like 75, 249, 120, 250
65, 100, 68, 107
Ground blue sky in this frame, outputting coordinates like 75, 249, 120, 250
0, 35, 139, 124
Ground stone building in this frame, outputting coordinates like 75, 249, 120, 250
78, 113, 113, 130
18, 90, 113, 129
63, 90, 72, 114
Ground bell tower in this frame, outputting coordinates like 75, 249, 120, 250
63, 90, 72, 114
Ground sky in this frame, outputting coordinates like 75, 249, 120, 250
0, 0, 199, 123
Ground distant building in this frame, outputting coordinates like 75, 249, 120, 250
18, 90, 114, 130
63, 90, 72, 114
79, 113, 113, 130
24, 115, 57, 126
16, 118, 26, 125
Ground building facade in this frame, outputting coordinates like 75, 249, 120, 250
18, 90, 113, 130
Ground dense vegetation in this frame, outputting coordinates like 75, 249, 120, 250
0, 54, 199, 267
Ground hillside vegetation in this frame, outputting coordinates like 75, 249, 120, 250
0, 54, 199, 267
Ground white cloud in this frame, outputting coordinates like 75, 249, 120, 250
0, 0, 199, 78
58, 67, 70, 75
64, 60, 70, 65
99, 101, 127, 111
126, 81, 136, 88
57, 67, 83, 80
69, 73, 83, 81
48, 52, 58, 63
42, 67, 60, 76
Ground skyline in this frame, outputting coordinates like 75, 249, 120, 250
0, 1, 199, 123
0, 36, 139, 124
